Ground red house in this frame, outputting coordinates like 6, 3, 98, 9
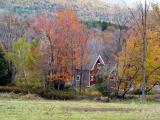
73, 55, 105, 87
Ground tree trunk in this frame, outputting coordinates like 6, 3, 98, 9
141, 0, 148, 100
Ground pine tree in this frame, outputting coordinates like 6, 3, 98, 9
0, 47, 10, 85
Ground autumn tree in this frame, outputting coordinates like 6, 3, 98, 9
0, 14, 25, 82
116, 30, 142, 98
117, 9, 160, 98
7, 38, 41, 89
114, 0, 151, 99
52, 10, 90, 92
31, 10, 90, 91
78, 25, 90, 94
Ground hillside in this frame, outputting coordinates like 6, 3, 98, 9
0, 0, 118, 22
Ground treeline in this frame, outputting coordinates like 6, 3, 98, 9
84, 21, 128, 31
0, 3, 160, 100
0, 10, 91, 99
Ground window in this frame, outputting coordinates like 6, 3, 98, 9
98, 62, 101, 65
90, 76, 94, 81
75, 75, 80, 81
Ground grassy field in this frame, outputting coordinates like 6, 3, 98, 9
0, 94, 160, 120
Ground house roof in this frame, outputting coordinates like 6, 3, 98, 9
84, 55, 105, 70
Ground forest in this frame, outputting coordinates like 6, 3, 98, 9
0, 0, 160, 102
0, 0, 160, 120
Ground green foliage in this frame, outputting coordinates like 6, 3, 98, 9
7, 37, 41, 89
30, 38, 40, 50
7, 38, 36, 70
84, 21, 128, 31
96, 75, 106, 84
0, 47, 10, 85
96, 75, 114, 98
97, 85, 113, 98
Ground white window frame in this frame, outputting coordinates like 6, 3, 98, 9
76, 75, 80, 81
90, 76, 94, 81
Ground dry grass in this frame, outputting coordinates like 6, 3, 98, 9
0, 93, 160, 120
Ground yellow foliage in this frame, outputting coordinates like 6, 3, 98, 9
117, 24, 160, 89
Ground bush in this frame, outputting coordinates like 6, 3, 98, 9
64, 84, 72, 91
53, 80, 65, 90
96, 75, 114, 98
97, 85, 114, 97
16, 83, 37, 92
0, 47, 11, 85
0, 85, 76, 100
37, 89, 76, 100
96, 75, 106, 84
85, 87, 101, 97
0, 86, 28, 94
131, 89, 141, 95
48, 80, 65, 90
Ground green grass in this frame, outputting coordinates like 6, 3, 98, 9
0, 93, 160, 120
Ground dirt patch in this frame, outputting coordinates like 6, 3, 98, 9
69, 108, 142, 112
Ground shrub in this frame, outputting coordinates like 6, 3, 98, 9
85, 87, 101, 97
16, 83, 36, 92
97, 85, 114, 97
53, 80, 65, 90
37, 89, 76, 100
96, 75, 114, 98
131, 89, 141, 95
96, 75, 106, 84
0, 47, 11, 85
48, 80, 65, 90
0, 86, 28, 94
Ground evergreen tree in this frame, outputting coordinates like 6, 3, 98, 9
0, 47, 10, 85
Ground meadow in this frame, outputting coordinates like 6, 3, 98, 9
0, 93, 160, 120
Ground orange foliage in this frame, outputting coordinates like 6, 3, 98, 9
31, 9, 90, 82
36, 10, 90, 82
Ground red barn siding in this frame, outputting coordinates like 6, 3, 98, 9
89, 59, 103, 86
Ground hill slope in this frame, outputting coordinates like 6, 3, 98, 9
0, 0, 117, 22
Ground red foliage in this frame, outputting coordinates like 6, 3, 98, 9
30, 9, 90, 82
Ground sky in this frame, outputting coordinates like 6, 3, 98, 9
100, 0, 159, 6
101, 0, 135, 4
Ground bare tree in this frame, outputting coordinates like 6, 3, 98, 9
141, 0, 148, 100
115, 0, 151, 99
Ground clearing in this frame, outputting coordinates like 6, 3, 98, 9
0, 94, 160, 120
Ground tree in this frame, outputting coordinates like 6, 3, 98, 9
31, 10, 90, 92
117, 0, 151, 99
113, 6, 131, 52
7, 37, 41, 88
0, 14, 25, 82
116, 31, 142, 98
0, 46, 10, 85
117, 16, 160, 98
52, 10, 90, 92
141, 0, 148, 100
78, 26, 90, 95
